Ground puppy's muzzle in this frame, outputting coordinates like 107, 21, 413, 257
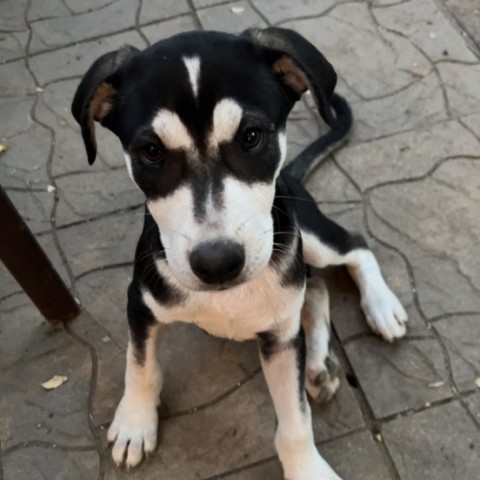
189, 240, 245, 285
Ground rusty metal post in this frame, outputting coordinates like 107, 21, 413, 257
0, 185, 80, 323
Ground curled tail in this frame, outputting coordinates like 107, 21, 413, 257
282, 94, 353, 182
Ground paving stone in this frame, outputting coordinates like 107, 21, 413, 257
382, 401, 480, 479
139, 0, 190, 25
193, 0, 230, 8
198, 1, 267, 33
28, 0, 71, 21
369, 163, 480, 316
305, 158, 361, 202
0, 124, 52, 189
57, 208, 143, 277
0, 298, 93, 449
64, 0, 116, 15
5, 188, 54, 234
373, 0, 478, 63
0, 30, 29, 63
464, 393, 480, 424
0, 96, 36, 140
251, 0, 336, 26
444, 0, 480, 45
55, 169, 143, 226
434, 315, 480, 393
345, 336, 452, 418
76, 267, 132, 346
284, 3, 431, 99
66, 310, 128, 428
141, 14, 198, 45
3, 447, 99, 480
29, 0, 138, 53
462, 111, 480, 137
29, 30, 146, 86
0, 0, 28, 31
336, 119, 480, 191
347, 72, 447, 142
228, 431, 394, 480
438, 61, 480, 117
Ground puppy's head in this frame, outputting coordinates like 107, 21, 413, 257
72, 28, 337, 291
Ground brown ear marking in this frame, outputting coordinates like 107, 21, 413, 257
89, 82, 116, 122
272, 56, 310, 96
84, 82, 116, 156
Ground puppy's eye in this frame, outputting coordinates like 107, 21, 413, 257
242, 128, 263, 151
140, 143, 164, 164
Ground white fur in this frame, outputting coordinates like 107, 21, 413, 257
183, 56, 201, 99
302, 231, 408, 341
301, 277, 340, 402
209, 98, 243, 148
261, 343, 341, 480
147, 176, 276, 290
152, 109, 195, 151
143, 265, 304, 342
107, 328, 163, 467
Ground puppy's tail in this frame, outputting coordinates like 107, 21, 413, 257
282, 94, 352, 182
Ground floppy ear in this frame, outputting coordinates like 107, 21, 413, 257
242, 28, 337, 128
71, 45, 139, 165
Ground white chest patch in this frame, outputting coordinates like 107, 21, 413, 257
183, 56, 201, 99
142, 266, 305, 342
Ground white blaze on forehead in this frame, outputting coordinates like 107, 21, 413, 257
152, 109, 194, 151
183, 56, 201, 99
209, 98, 243, 148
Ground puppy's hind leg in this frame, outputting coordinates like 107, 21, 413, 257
107, 281, 163, 468
302, 276, 340, 404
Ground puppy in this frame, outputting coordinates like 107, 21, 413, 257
72, 28, 407, 480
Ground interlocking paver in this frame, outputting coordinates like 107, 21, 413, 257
139, 0, 191, 25
372, 0, 478, 62
435, 315, 480, 393
345, 336, 452, 418
3, 448, 99, 480
2, 0, 480, 478
29, 30, 147, 86
29, 0, 138, 53
0, 297, 93, 450
382, 401, 480, 480
141, 14, 199, 45
56, 208, 143, 277
197, 1, 267, 32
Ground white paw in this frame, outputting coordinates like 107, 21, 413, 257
107, 395, 158, 468
283, 450, 342, 480
361, 282, 408, 342
305, 352, 341, 404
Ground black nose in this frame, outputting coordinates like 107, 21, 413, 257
189, 240, 245, 284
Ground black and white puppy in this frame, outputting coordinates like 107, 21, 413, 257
72, 28, 407, 480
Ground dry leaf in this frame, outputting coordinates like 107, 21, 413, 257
0, 144, 7, 155
374, 433, 383, 443
428, 381, 444, 388
42, 375, 68, 390
231, 6, 245, 14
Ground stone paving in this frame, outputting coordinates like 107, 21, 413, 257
1, 0, 480, 479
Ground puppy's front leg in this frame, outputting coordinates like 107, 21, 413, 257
108, 283, 163, 468
258, 328, 341, 480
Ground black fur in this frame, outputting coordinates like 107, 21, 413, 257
72, 28, 365, 362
